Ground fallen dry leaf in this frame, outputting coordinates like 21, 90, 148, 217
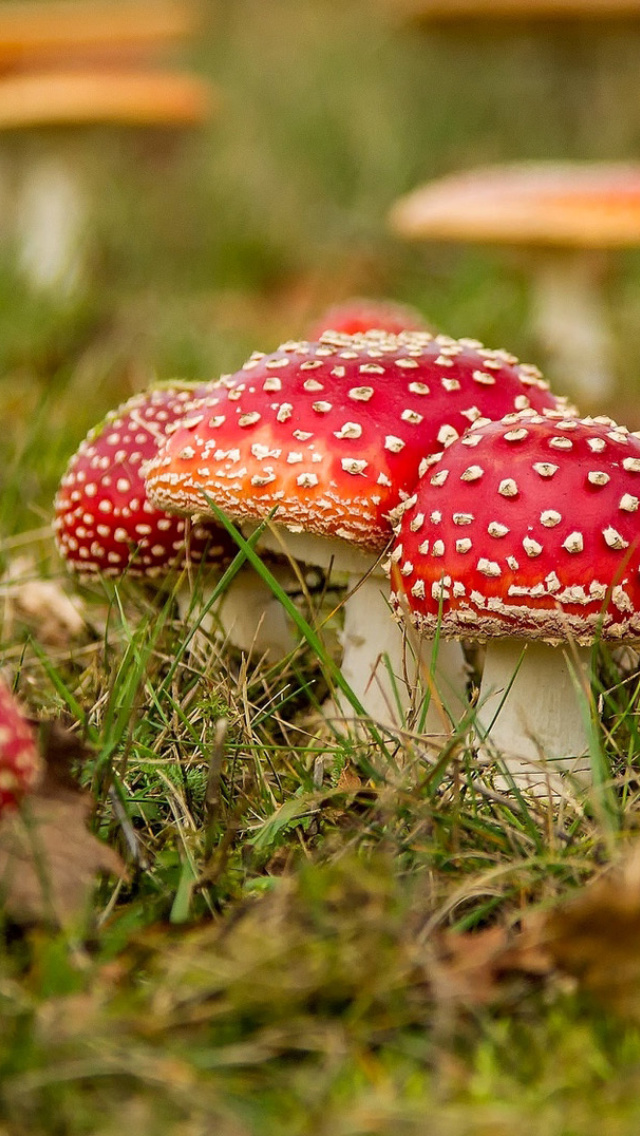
434, 918, 553, 1007
0, 792, 124, 927
0, 718, 124, 927
539, 846, 640, 1015
431, 842, 640, 1017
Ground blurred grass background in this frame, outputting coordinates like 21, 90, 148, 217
7, 0, 640, 538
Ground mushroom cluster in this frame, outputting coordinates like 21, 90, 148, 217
390, 409, 640, 792
144, 329, 568, 730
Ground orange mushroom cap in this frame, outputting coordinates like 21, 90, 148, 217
390, 162, 640, 250
145, 330, 568, 552
0, 67, 214, 130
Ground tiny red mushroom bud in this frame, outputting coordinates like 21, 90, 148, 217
307, 297, 429, 340
0, 680, 41, 812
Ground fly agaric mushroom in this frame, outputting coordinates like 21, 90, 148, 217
307, 297, 430, 340
391, 408, 640, 794
389, 161, 640, 404
145, 330, 568, 731
392, 0, 640, 19
0, 679, 41, 811
54, 385, 297, 660
0, 0, 200, 72
0, 65, 214, 294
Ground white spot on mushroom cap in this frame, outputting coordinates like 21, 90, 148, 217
533, 462, 559, 478
437, 424, 459, 447
341, 458, 368, 475
604, 526, 629, 550
498, 479, 518, 497
430, 470, 449, 487
297, 473, 319, 488
401, 409, 424, 424
563, 532, 584, 553
478, 558, 501, 577
334, 422, 362, 439
523, 537, 543, 558
460, 466, 484, 482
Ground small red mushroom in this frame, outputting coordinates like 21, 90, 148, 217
54, 383, 233, 578
391, 409, 640, 794
145, 330, 570, 729
0, 679, 41, 811
307, 297, 429, 340
54, 384, 296, 659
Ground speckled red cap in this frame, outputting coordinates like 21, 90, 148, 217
54, 384, 236, 579
145, 331, 568, 551
0, 680, 41, 811
390, 410, 640, 645
306, 297, 429, 339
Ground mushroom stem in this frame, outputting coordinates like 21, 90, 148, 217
475, 638, 593, 795
175, 565, 299, 662
16, 149, 86, 293
334, 573, 469, 733
530, 250, 613, 404
336, 571, 414, 727
249, 524, 468, 731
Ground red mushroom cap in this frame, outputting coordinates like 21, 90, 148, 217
391, 410, 640, 645
306, 297, 429, 340
145, 330, 568, 551
54, 384, 236, 579
0, 680, 41, 811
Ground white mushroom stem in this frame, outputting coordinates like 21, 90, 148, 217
530, 249, 614, 405
338, 573, 468, 733
247, 524, 468, 732
174, 564, 298, 662
475, 638, 593, 796
16, 149, 87, 294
